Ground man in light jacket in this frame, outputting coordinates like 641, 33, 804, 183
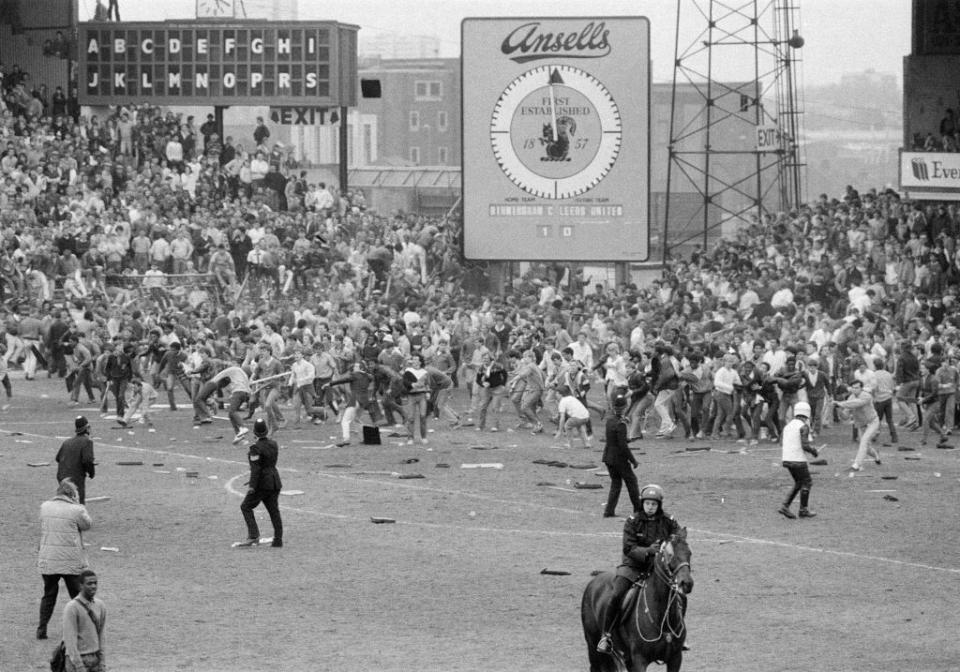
37, 479, 92, 640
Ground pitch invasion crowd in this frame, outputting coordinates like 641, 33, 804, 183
4, 85, 960, 465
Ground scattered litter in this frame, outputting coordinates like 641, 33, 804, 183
507, 444, 519, 448
810, 459, 828, 466
435, 463, 450, 468
540, 569, 571, 576
590, 569, 604, 576
686, 445, 711, 452
718, 540, 734, 545
117, 461, 143, 466
866, 489, 897, 493
27, 462, 50, 467
350, 470, 396, 476
185, 471, 199, 478
568, 463, 599, 470
544, 485, 578, 492
427, 429, 434, 433
176, 467, 187, 472
323, 464, 353, 468
100, 547, 120, 552
574, 482, 603, 490
396, 473, 425, 479
401, 458, 420, 464
594, 472, 610, 477
207, 475, 219, 480
904, 455, 922, 461
280, 489, 305, 496
298, 444, 335, 450
8, 431, 23, 436
370, 517, 396, 524
936, 444, 955, 450
470, 445, 501, 450
153, 470, 171, 474
127, 431, 135, 436
461, 463, 504, 469
536, 481, 556, 487
533, 460, 569, 468
202, 436, 225, 442
14, 439, 33, 444
86, 496, 111, 503
934, 472, 942, 477
897, 446, 915, 452
881, 475, 898, 480
883, 494, 899, 502
468, 510, 477, 518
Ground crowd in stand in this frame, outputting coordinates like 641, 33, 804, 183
4, 67, 960, 464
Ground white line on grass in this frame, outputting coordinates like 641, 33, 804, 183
9, 424, 960, 576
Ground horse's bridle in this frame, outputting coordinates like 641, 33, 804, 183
634, 543, 691, 645
654, 543, 691, 590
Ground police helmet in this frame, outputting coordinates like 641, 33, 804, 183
612, 395, 628, 412
640, 484, 664, 503
793, 401, 811, 418
253, 418, 269, 437
74, 415, 90, 434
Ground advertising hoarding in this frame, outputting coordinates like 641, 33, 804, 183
462, 17, 650, 261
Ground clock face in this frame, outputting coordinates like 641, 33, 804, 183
196, 0, 233, 17
490, 64, 622, 200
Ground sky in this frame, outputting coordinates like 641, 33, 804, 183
83, 0, 912, 86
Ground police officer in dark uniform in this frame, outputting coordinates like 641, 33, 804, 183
602, 395, 640, 518
597, 484, 681, 654
55, 416, 96, 504
235, 418, 283, 548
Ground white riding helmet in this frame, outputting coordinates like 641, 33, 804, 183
793, 402, 811, 418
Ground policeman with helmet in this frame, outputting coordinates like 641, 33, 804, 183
597, 483, 682, 654
235, 418, 284, 548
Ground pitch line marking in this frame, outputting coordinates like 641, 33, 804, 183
9, 425, 960, 576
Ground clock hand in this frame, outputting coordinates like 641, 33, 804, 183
548, 80, 558, 143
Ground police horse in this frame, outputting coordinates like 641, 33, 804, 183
581, 528, 694, 672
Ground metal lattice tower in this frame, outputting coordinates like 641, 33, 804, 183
663, 0, 806, 262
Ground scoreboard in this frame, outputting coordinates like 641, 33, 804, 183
78, 21, 359, 107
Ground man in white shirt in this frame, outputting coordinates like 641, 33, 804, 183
260, 322, 285, 358
209, 365, 252, 443
288, 349, 317, 426
570, 331, 594, 371
762, 341, 788, 377
143, 263, 165, 289
554, 385, 592, 449
149, 235, 170, 270
711, 354, 742, 438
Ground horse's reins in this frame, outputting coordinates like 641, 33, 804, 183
634, 548, 690, 645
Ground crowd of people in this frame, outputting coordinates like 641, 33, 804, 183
4, 66, 960, 468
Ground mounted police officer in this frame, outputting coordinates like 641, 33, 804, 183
234, 418, 283, 548
597, 484, 682, 654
